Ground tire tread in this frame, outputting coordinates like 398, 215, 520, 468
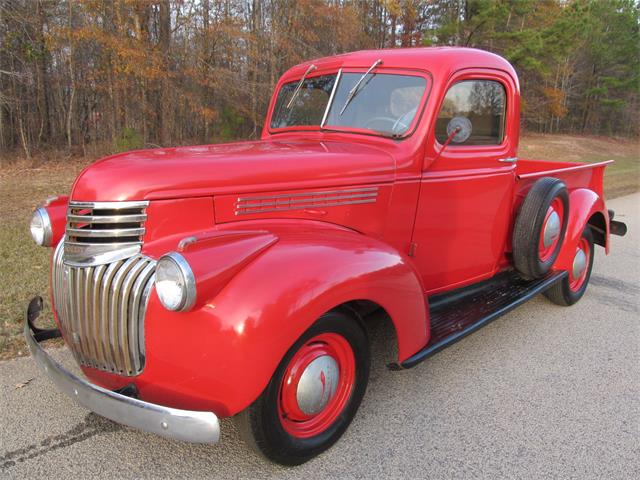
513, 177, 569, 279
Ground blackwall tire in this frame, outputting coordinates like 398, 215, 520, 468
513, 177, 569, 279
234, 310, 370, 465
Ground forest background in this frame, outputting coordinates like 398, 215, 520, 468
1, 0, 638, 159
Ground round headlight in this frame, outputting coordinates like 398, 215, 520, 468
155, 252, 196, 311
29, 207, 52, 246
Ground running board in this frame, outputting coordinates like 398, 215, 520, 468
394, 270, 568, 370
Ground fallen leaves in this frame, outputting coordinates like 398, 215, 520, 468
15, 378, 34, 389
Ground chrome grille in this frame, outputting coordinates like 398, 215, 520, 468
65, 200, 148, 266
53, 241, 156, 376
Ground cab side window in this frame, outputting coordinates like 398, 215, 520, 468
435, 80, 506, 146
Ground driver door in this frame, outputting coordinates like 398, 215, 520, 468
410, 70, 519, 294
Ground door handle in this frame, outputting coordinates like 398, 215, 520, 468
498, 156, 518, 163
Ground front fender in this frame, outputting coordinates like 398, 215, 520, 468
126, 222, 427, 417
553, 188, 608, 272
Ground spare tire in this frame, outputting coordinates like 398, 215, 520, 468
513, 177, 569, 279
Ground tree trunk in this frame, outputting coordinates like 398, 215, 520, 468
158, 0, 171, 146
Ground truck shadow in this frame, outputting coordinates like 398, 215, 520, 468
0, 413, 122, 471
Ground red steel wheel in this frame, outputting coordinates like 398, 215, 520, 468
568, 236, 591, 292
538, 197, 564, 263
544, 226, 595, 306
234, 310, 370, 465
277, 332, 356, 438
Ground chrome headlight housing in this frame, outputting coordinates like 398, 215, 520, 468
155, 252, 196, 311
29, 207, 53, 246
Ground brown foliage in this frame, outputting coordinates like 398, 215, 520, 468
0, 0, 637, 159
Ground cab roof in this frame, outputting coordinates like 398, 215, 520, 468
281, 47, 517, 82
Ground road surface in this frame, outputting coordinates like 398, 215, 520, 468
1, 194, 638, 479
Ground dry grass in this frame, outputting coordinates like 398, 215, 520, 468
1, 134, 638, 359
0, 158, 90, 359
520, 134, 640, 198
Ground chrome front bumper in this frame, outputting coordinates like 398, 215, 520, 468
24, 296, 220, 444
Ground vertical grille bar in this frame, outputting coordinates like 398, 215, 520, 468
101, 261, 121, 371
52, 242, 154, 376
129, 263, 155, 373
138, 278, 155, 359
71, 267, 87, 363
92, 265, 107, 367
109, 257, 138, 373
82, 266, 95, 366
53, 241, 71, 349
121, 260, 148, 374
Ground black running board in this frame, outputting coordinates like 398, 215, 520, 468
394, 270, 567, 370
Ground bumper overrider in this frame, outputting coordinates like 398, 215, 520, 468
24, 296, 220, 444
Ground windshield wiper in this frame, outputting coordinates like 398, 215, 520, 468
286, 64, 317, 109
339, 59, 382, 115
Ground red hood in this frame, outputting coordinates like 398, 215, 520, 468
71, 139, 395, 201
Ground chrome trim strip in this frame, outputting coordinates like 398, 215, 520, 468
67, 227, 145, 238
321, 68, 342, 127
237, 186, 378, 202
129, 263, 155, 373
63, 243, 142, 268
69, 200, 150, 209
236, 198, 377, 215
25, 317, 220, 444
235, 186, 379, 215
68, 213, 147, 224
139, 279, 154, 358
238, 191, 377, 208
65, 240, 141, 247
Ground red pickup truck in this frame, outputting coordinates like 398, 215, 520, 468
26, 47, 626, 465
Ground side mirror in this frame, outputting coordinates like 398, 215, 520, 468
446, 116, 472, 144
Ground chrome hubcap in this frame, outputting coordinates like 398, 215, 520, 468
543, 211, 561, 248
296, 355, 339, 415
572, 248, 587, 280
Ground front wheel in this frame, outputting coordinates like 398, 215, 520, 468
235, 310, 370, 465
544, 226, 595, 306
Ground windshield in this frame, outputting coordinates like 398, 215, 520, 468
270, 71, 427, 137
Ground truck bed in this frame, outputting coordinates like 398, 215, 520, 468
516, 159, 612, 197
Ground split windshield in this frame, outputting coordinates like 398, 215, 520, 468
270, 71, 427, 138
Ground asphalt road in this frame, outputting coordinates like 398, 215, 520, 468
1, 194, 638, 479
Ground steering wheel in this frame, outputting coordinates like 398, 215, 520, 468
363, 116, 398, 131
363, 108, 418, 136
391, 107, 417, 135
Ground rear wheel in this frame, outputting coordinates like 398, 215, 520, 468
544, 227, 595, 306
235, 310, 370, 465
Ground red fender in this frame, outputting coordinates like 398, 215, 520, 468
553, 188, 609, 273
82, 221, 428, 417
42, 195, 69, 248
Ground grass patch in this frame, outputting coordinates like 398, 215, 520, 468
519, 134, 640, 198
0, 160, 88, 359
0, 134, 638, 359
